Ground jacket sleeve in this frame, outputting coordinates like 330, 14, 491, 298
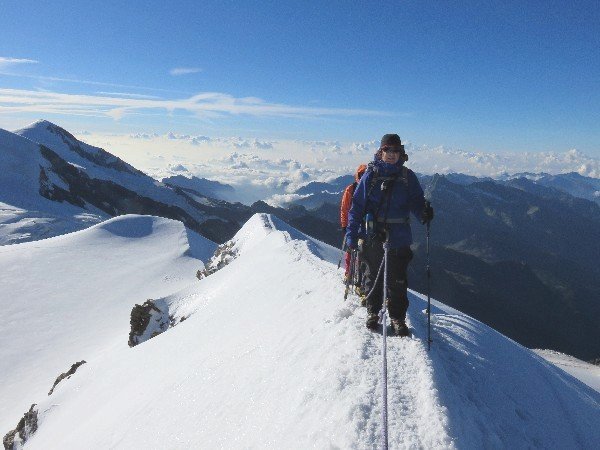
339, 185, 353, 227
345, 171, 370, 247
407, 169, 426, 220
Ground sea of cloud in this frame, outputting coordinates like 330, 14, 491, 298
79, 131, 600, 205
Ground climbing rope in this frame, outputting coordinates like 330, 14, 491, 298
378, 237, 390, 450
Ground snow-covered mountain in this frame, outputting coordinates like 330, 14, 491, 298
2, 213, 598, 448
507, 172, 600, 206
1, 120, 241, 245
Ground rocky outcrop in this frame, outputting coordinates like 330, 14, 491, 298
128, 300, 171, 347
196, 241, 238, 279
38, 161, 85, 208
48, 361, 87, 396
3, 360, 89, 449
3, 404, 38, 450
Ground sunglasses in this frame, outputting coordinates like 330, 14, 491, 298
381, 145, 404, 154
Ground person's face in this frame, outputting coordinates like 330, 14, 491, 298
381, 146, 401, 164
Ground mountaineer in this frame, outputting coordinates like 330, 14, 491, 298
345, 134, 433, 336
340, 163, 367, 294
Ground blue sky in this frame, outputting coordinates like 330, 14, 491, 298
0, 0, 598, 155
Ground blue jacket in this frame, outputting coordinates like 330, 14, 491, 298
345, 157, 425, 249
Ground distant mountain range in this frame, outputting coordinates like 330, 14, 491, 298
162, 174, 236, 202
447, 171, 600, 206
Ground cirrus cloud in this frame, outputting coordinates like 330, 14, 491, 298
0, 56, 38, 70
169, 67, 203, 76
0, 88, 388, 121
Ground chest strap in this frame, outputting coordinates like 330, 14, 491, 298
377, 217, 410, 224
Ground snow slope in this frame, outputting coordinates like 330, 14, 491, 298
2, 213, 597, 449
0, 215, 216, 433
534, 349, 600, 393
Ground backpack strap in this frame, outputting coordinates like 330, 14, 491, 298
400, 166, 408, 186
364, 163, 379, 200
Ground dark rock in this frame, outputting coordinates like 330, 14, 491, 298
128, 300, 170, 347
3, 404, 38, 450
48, 361, 87, 396
197, 241, 238, 279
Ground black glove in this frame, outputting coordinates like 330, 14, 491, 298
421, 202, 434, 224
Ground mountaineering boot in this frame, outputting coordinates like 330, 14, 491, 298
366, 314, 379, 331
390, 319, 410, 337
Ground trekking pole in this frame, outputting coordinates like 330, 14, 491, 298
352, 249, 360, 291
425, 202, 432, 351
379, 230, 390, 450
337, 234, 347, 269
344, 250, 356, 301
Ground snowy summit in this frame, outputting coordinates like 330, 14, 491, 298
1, 213, 598, 449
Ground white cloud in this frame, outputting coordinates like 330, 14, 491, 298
190, 136, 211, 145
169, 67, 203, 76
0, 72, 191, 95
0, 88, 387, 122
130, 132, 159, 139
168, 163, 188, 172
0, 57, 38, 70
253, 140, 273, 149
265, 193, 311, 208
95, 91, 161, 99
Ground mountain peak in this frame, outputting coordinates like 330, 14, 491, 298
31, 119, 57, 127
16, 119, 78, 143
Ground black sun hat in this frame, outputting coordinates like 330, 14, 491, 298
378, 133, 408, 162
380, 134, 402, 148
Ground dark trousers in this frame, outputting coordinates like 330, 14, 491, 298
361, 236, 413, 321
